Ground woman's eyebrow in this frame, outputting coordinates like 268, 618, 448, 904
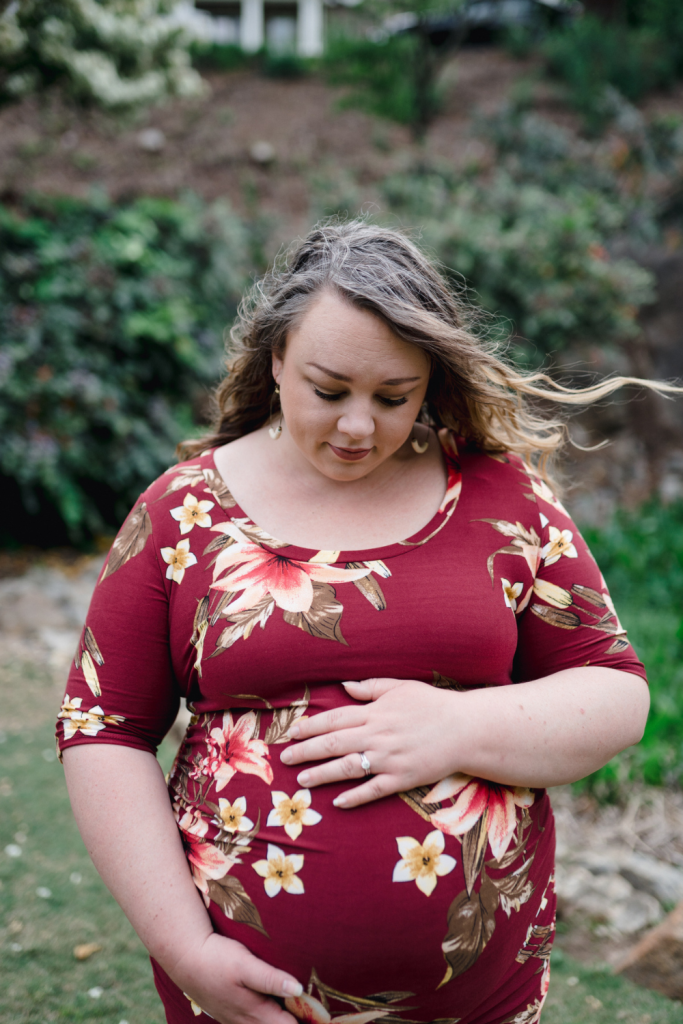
306, 362, 421, 385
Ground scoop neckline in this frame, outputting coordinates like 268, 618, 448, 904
206, 431, 463, 564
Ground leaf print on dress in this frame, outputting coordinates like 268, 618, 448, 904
252, 843, 304, 896
58, 695, 124, 740
170, 492, 215, 534
530, 577, 630, 646
478, 520, 542, 582
202, 710, 273, 791
268, 789, 322, 840
283, 582, 349, 645
427, 774, 535, 860
159, 463, 205, 500
286, 968, 416, 1024
392, 830, 456, 896
100, 502, 152, 581
161, 539, 197, 584
201, 466, 236, 510
346, 562, 387, 611
73, 625, 104, 697
264, 686, 310, 744
439, 871, 498, 986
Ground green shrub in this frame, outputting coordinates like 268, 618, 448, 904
323, 33, 433, 126
190, 42, 250, 73
0, 192, 248, 544
542, 15, 676, 130
377, 165, 655, 363
580, 501, 683, 794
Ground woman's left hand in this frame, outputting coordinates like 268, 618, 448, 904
279, 678, 461, 808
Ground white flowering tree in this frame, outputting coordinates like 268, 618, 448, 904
0, 0, 205, 109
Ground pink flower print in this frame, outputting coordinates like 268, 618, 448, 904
210, 542, 370, 615
182, 832, 238, 906
426, 773, 535, 861
207, 710, 273, 791
285, 992, 391, 1024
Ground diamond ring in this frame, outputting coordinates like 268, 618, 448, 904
359, 751, 372, 776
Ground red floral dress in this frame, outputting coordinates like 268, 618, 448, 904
56, 432, 646, 1024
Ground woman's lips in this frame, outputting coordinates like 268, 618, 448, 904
328, 444, 372, 462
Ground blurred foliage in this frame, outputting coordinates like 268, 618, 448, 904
579, 500, 683, 795
190, 42, 312, 79
323, 33, 429, 126
0, 0, 205, 110
542, 5, 683, 131
0, 191, 248, 544
314, 105, 657, 364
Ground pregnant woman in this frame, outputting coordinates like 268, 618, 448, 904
59, 221, 656, 1024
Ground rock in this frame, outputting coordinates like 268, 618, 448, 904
609, 891, 663, 934
249, 140, 276, 164
619, 852, 683, 907
137, 128, 166, 153
617, 898, 683, 1000
555, 864, 662, 934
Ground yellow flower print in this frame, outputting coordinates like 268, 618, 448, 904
532, 579, 572, 608
392, 830, 456, 897
216, 797, 253, 834
171, 492, 215, 534
501, 578, 523, 612
58, 695, 124, 740
252, 843, 304, 897
541, 527, 578, 566
161, 538, 197, 584
267, 789, 322, 841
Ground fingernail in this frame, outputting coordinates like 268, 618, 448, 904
289, 724, 300, 739
282, 979, 303, 997
297, 771, 310, 786
280, 748, 292, 764
333, 795, 347, 808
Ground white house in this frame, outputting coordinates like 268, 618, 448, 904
190, 0, 326, 56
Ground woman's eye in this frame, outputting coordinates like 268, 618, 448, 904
378, 395, 408, 407
313, 387, 343, 402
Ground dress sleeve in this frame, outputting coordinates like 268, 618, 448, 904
512, 480, 647, 684
56, 494, 181, 757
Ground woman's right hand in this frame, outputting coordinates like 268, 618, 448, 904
171, 932, 302, 1024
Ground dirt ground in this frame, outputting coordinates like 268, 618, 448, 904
0, 49, 546, 238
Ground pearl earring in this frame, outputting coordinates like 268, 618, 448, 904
411, 423, 429, 454
269, 384, 283, 440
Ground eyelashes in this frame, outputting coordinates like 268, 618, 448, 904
313, 387, 408, 408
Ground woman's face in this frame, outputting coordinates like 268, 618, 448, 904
271, 289, 431, 482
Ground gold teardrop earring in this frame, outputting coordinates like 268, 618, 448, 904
411, 422, 429, 454
269, 384, 283, 440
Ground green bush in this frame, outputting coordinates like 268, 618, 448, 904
0, 192, 248, 544
542, 15, 676, 130
580, 501, 683, 793
376, 166, 654, 362
323, 33, 434, 126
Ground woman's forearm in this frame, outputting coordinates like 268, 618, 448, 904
452, 667, 650, 788
62, 744, 213, 978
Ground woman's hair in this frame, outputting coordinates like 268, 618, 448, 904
179, 219, 678, 480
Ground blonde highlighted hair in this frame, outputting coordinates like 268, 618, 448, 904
180, 219, 679, 480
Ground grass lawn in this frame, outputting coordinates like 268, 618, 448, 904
2, 716, 682, 1024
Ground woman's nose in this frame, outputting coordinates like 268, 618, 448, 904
336, 402, 375, 442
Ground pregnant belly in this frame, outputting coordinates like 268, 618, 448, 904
167, 696, 556, 1023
